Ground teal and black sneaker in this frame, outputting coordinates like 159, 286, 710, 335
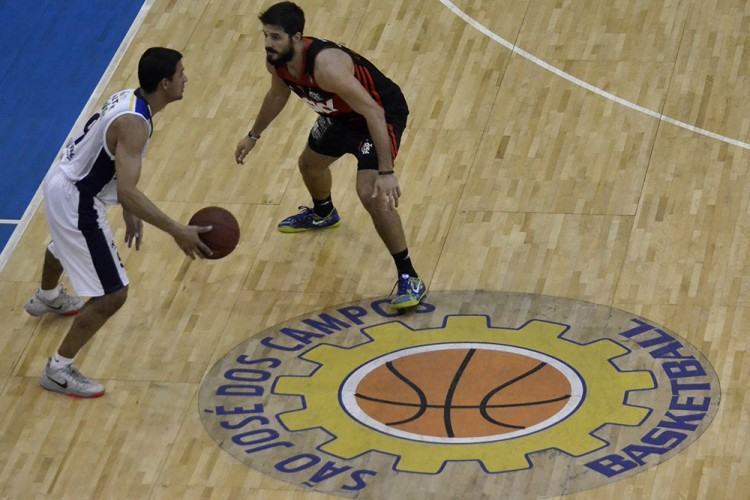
390, 274, 427, 309
278, 206, 342, 233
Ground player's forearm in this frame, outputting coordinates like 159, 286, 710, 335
118, 187, 181, 236
363, 109, 394, 172
250, 91, 290, 135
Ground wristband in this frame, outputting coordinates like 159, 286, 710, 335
378, 170, 395, 176
248, 131, 261, 141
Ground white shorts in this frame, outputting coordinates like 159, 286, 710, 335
44, 167, 129, 297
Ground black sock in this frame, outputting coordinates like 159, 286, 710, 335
392, 249, 417, 277
313, 196, 334, 218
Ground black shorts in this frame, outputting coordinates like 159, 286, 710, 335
307, 114, 407, 171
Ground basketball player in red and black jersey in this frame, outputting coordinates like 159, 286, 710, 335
235, 1, 426, 309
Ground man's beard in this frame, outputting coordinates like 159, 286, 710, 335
266, 47, 294, 68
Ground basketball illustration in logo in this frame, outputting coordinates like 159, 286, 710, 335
352, 346, 576, 440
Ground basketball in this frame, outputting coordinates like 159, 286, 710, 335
188, 206, 240, 259
355, 348, 571, 438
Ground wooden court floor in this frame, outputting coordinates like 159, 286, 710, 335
1, 0, 749, 498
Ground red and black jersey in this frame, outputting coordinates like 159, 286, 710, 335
275, 37, 408, 124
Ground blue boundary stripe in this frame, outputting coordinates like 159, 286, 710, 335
0, 0, 144, 247
0, 0, 144, 219
0, 224, 16, 256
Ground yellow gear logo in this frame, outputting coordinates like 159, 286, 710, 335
275, 315, 655, 473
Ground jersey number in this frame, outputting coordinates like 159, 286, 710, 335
73, 112, 101, 145
63, 112, 100, 161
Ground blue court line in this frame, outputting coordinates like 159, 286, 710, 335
0, 225, 15, 256
0, 0, 144, 259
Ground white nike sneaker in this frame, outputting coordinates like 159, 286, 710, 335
24, 286, 84, 317
40, 359, 105, 398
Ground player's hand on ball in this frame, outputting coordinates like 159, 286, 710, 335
174, 224, 213, 259
235, 136, 257, 165
372, 173, 401, 210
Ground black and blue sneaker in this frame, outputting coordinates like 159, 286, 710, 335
391, 274, 427, 309
278, 206, 342, 233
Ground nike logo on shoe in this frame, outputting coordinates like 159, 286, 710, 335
47, 376, 68, 389
48, 304, 63, 310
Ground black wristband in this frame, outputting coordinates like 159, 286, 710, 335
378, 170, 395, 176
248, 131, 261, 141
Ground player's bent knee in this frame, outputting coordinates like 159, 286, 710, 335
298, 154, 318, 173
359, 195, 391, 217
104, 286, 129, 312
85, 286, 128, 318
356, 183, 383, 210
298, 158, 323, 175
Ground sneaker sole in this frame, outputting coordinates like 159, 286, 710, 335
40, 379, 105, 398
25, 308, 82, 317
390, 291, 428, 310
278, 220, 342, 233
390, 299, 419, 309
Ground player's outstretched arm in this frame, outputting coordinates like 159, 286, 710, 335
112, 115, 212, 259
235, 63, 291, 165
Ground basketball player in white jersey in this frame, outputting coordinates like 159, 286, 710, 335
25, 47, 212, 398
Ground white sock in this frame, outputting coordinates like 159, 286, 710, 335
50, 352, 74, 370
39, 285, 61, 301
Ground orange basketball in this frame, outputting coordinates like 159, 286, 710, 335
354, 348, 572, 438
188, 206, 240, 259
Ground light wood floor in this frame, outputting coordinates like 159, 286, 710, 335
1, 0, 749, 498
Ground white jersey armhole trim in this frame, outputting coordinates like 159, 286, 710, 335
101, 111, 151, 159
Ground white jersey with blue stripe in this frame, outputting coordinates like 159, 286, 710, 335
59, 89, 152, 205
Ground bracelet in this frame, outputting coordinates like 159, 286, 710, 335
248, 131, 261, 141
378, 170, 395, 176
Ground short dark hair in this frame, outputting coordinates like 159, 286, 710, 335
259, 1, 305, 36
138, 47, 183, 93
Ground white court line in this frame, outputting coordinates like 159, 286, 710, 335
440, 0, 750, 151
0, 0, 155, 273
0, 220, 21, 224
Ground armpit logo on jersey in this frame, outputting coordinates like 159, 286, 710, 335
311, 117, 332, 140
360, 140, 373, 155
198, 291, 719, 498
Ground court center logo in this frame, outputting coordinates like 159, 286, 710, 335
199, 291, 720, 498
